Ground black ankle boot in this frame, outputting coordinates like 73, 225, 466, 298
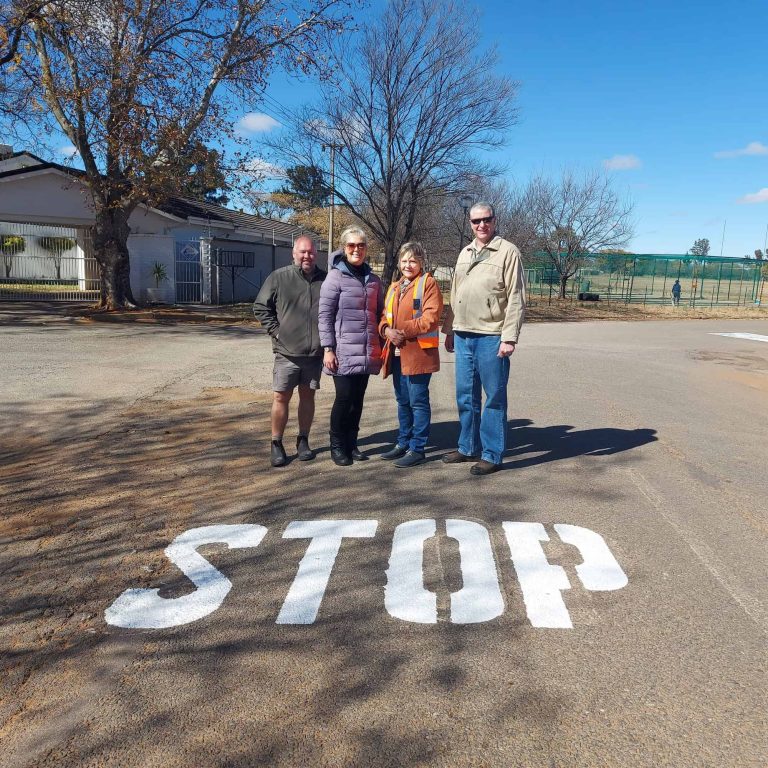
329, 433, 352, 466
331, 448, 352, 466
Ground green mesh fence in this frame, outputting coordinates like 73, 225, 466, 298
524, 253, 768, 307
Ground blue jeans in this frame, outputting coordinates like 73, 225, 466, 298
454, 332, 509, 464
391, 356, 432, 453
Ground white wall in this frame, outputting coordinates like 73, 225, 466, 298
128, 234, 175, 303
0, 170, 179, 235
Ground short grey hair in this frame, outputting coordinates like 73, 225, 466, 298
469, 201, 495, 219
398, 241, 427, 269
339, 225, 367, 247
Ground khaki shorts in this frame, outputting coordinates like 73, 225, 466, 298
273, 354, 322, 392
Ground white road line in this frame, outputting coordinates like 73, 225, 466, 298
710, 333, 768, 343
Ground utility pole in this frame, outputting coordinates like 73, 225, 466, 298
323, 143, 343, 259
720, 219, 726, 257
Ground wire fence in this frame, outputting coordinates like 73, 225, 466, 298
524, 254, 767, 307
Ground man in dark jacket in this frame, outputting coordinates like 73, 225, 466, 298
253, 236, 326, 466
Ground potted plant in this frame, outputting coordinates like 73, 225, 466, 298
147, 261, 169, 303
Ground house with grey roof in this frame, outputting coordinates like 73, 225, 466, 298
0, 146, 321, 304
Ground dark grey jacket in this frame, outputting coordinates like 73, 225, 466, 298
253, 264, 326, 357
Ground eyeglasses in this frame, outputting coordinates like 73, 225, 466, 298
470, 216, 494, 225
345, 242, 367, 250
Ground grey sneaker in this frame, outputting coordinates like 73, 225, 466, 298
381, 444, 407, 460
394, 450, 426, 468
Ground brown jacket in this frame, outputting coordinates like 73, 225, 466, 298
379, 273, 443, 376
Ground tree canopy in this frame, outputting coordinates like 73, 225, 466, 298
690, 238, 711, 256
1, 0, 351, 308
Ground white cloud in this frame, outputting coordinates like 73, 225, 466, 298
235, 112, 281, 133
242, 157, 286, 179
737, 187, 768, 204
603, 154, 641, 171
714, 141, 768, 159
57, 144, 79, 158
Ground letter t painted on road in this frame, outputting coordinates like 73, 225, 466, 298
276, 520, 378, 625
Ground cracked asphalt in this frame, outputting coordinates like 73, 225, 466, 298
1, 305, 766, 767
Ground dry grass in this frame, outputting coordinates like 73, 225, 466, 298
525, 298, 768, 323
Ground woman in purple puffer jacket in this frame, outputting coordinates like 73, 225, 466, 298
318, 226, 384, 466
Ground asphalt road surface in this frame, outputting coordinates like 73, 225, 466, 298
1, 306, 766, 768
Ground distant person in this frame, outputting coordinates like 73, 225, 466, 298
671, 279, 682, 306
253, 236, 326, 467
378, 242, 443, 468
442, 202, 526, 476
318, 226, 385, 466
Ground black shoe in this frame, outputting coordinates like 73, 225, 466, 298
296, 435, 315, 461
270, 440, 287, 467
330, 448, 353, 466
442, 450, 478, 464
394, 450, 426, 468
381, 444, 408, 460
470, 460, 501, 476
350, 448, 368, 461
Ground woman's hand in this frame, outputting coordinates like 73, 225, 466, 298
324, 349, 338, 373
385, 327, 405, 346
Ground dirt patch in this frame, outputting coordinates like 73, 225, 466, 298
65, 299, 768, 326
0, 388, 286, 743
525, 299, 768, 323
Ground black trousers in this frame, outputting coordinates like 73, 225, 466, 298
330, 374, 370, 449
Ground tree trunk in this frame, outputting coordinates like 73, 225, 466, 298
559, 274, 568, 299
381, 240, 398, 286
93, 205, 137, 309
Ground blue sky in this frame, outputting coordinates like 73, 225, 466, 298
233, 0, 768, 257
29, 0, 768, 257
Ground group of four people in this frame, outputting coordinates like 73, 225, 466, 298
253, 202, 526, 476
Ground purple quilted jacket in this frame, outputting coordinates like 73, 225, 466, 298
318, 257, 385, 375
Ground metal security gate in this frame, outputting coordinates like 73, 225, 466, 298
0, 222, 99, 302
175, 240, 202, 303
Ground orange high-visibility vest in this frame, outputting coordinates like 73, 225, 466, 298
384, 273, 439, 349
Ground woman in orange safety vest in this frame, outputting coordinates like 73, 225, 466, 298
378, 241, 443, 468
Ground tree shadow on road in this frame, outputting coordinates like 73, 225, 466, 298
0, 389, 651, 767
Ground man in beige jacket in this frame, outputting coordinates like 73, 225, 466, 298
442, 202, 526, 475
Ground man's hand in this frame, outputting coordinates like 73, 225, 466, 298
323, 349, 338, 373
444, 332, 454, 353
498, 341, 516, 358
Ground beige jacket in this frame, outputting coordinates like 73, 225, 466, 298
443, 236, 526, 342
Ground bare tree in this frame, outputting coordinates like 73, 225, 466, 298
400, 179, 538, 280
1, 0, 350, 308
529, 171, 634, 298
268, 0, 519, 285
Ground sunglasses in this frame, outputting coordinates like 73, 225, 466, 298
345, 242, 367, 250
470, 216, 494, 225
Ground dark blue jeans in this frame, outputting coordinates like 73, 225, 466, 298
391, 356, 432, 454
454, 332, 509, 464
